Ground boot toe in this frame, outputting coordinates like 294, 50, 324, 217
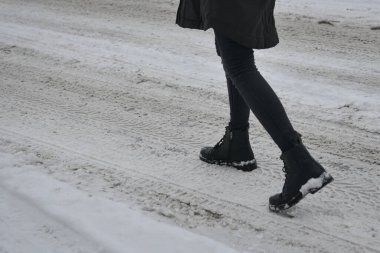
269, 193, 283, 212
269, 193, 291, 212
200, 147, 213, 161
199, 147, 215, 163
269, 193, 282, 206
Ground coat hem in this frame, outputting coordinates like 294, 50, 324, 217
176, 17, 205, 31
176, 17, 279, 50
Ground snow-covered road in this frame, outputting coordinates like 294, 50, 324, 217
0, 0, 379, 252
0, 151, 238, 253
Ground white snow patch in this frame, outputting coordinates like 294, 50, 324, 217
300, 172, 331, 196
232, 159, 257, 166
0, 151, 238, 253
277, 0, 380, 25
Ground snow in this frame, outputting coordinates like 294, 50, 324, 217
0, 0, 379, 252
299, 172, 332, 196
232, 159, 257, 166
0, 151, 238, 253
276, 0, 380, 25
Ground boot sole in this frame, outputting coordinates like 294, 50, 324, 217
269, 172, 334, 212
199, 155, 257, 172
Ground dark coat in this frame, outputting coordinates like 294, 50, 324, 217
176, 0, 279, 49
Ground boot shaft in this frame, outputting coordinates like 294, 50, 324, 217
228, 126, 254, 160
281, 135, 325, 178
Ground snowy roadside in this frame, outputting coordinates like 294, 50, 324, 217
0, 0, 379, 252
276, 0, 380, 26
0, 150, 239, 253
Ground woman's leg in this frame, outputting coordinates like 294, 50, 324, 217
226, 75, 250, 129
199, 77, 257, 171
214, 30, 333, 211
214, 31, 299, 152
216, 38, 251, 130
197, 37, 256, 172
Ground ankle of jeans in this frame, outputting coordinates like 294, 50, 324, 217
228, 122, 250, 131
279, 131, 303, 153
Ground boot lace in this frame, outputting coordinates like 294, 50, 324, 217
213, 126, 230, 149
214, 137, 224, 149
282, 166, 289, 192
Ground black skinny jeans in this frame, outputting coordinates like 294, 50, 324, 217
215, 30, 298, 153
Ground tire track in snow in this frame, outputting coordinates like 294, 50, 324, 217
1, 60, 379, 214
0, 55, 378, 165
0, 129, 379, 253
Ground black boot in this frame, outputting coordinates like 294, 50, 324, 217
269, 134, 334, 212
199, 124, 257, 171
